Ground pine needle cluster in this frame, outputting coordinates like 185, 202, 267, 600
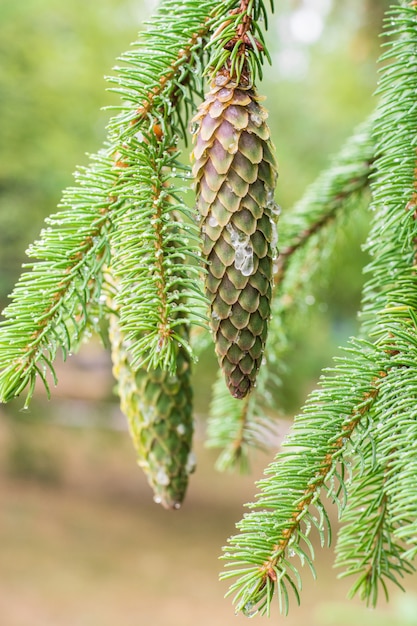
1, 0, 417, 616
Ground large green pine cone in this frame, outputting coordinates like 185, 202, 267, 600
192, 73, 279, 399
109, 317, 195, 509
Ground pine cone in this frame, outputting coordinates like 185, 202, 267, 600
191, 72, 279, 399
109, 316, 195, 509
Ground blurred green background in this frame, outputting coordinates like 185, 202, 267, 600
3, 1, 417, 625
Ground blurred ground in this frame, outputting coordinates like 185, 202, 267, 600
0, 414, 417, 626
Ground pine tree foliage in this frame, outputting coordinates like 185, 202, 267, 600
204, 114, 375, 476
1, 0, 417, 618
267, 115, 375, 373
205, 364, 278, 473
222, 0, 417, 616
0, 0, 221, 404
275, 114, 375, 297
0, 150, 117, 405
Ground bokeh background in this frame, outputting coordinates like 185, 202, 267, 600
3, 1, 417, 625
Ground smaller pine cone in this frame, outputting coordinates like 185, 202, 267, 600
191, 72, 279, 399
109, 317, 195, 509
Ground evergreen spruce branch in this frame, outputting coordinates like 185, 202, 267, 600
336, 354, 417, 605
329, 1, 417, 604
222, 6, 417, 606
109, 122, 206, 372
206, 0, 274, 83
360, 2, 417, 334
0, 0, 223, 401
0, 151, 117, 404
205, 365, 279, 473
221, 339, 385, 616
274, 115, 375, 289
223, 315, 417, 615
106, 0, 225, 143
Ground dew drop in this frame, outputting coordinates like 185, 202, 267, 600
214, 73, 229, 87
141, 404, 156, 425
266, 189, 275, 207
272, 203, 281, 217
242, 601, 257, 618
250, 113, 263, 127
156, 467, 170, 486
269, 217, 279, 257
190, 121, 200, 134
208, 215, 218, 228
186, 451, 197, 474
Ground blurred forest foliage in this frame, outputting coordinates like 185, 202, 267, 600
0, 0, 390, 414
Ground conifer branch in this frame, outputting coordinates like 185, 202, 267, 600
222, 2, 417, 615
205, 365, 278, 472
336, 363, 417, 605
106, 0, 220, 140
4, 0, 417, 617
221, 341, 385, 616
104, 0, 225, 371
275, 115, 375, 287
335, 2, 417, 600
208, 0, 274, 82
0, 0, 224, 399
109, 124, 205, 371
0, 151, 117, 404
